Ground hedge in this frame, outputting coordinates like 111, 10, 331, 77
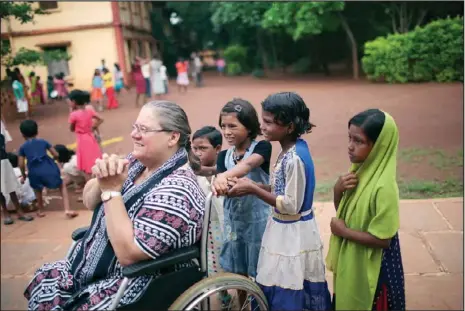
362, 17, 463, 83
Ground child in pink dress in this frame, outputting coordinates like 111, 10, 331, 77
68, 90, 103, 179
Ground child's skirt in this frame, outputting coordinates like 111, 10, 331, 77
1, 159, 20, 197
207, 218, 225, 276
176, 72, 189, 86
16, 98, 28, 113
91, 87, 103, 101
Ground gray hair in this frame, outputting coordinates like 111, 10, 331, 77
143, 101, 200, 170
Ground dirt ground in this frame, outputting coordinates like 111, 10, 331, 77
4, 73, 464, 197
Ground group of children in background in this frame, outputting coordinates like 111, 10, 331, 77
91, 62, 122, 112
1, 88, 104, 224
192, 92, 405, 311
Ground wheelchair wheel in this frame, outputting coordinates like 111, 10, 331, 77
169, 272, 268, 311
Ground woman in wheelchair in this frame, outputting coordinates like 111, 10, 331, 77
24, 101, 206, 310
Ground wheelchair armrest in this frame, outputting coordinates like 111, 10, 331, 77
122, 245, 200, 278
71, 226, 90, 241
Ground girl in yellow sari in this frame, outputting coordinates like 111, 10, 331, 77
326, 109, 405, 310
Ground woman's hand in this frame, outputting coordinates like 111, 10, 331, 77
330, 217, 348, 238
334, 172, 358, 195
212, 173, 229, 196
227, 177, 255, 197
92, 154, 129, 192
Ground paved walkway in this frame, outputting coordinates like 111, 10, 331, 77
1, 198, 463, 310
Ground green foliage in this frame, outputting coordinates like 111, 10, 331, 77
211, 2, 271, 30
0, 1, 46, 24
262, 2, 345, 41
223, 44, 247, 69
226, 62, 242, 76
362, 17, 464, 83
251, 68, 265, 78
290, 57, 312, 74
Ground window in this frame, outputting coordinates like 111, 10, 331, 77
43, 46, 70, 77
39, 1, 58, 10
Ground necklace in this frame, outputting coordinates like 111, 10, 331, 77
232, 147, 248, 164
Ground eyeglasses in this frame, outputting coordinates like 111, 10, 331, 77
132, 123, 169, 135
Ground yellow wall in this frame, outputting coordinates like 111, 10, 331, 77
8, 2, 113, 32
11, 28, 117, 90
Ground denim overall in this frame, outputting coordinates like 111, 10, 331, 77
219, 140, 271, 278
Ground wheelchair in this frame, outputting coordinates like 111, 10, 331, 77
66, 193, 269, 310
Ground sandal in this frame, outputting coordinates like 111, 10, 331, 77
18, 215, 34, 222
65, 211, 79, 218
36, 212, 46, 218
3, 217, 14, 225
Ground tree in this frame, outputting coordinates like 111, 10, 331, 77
211, 2, 272, 71
262, 2, 362, 79
0, 1, 70, 69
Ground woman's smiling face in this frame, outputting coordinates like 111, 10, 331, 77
131, 107, 172, 162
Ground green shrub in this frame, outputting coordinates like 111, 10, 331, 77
251, 68, 265, 78
226, 62, 243, 76
362, 17, 463, 83
223, 45, 247, 69
290, 57, 311, 74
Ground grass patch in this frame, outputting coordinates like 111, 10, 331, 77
398, 178, 463, 199
398, 148, 463, 170
314, 177, 463, 202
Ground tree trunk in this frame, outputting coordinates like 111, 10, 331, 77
269, 32, 278, 70
338, 13, 359, 80
256, 28, 269, 73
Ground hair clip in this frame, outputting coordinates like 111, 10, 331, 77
234, 105, 242, 112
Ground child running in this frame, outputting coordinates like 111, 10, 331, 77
212, 98, 272, 306
1, 133, 34, 225
326, 109, 405, 311
68, 90, 103, 182
18, 120, 77, 218
91, 69, 104, 112
226, 92, 331, 310
192, 126, 225, 276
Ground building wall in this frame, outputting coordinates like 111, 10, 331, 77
11, 28, 117, 90
8, 2, 113, 32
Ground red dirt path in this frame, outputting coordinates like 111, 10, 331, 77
4, 74, 464, 184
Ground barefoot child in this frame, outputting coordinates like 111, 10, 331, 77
212, 98, 272, 307
18, 120, 77, 218
226, 92, 331, 310
0, 134, 34, 225
326, 109, 405, 311
68, 90, 103, 181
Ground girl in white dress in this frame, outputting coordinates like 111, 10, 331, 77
227, 92, 331, 310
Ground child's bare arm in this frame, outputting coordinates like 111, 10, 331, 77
70, 123, 75, 132
18, 156, 27, 179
